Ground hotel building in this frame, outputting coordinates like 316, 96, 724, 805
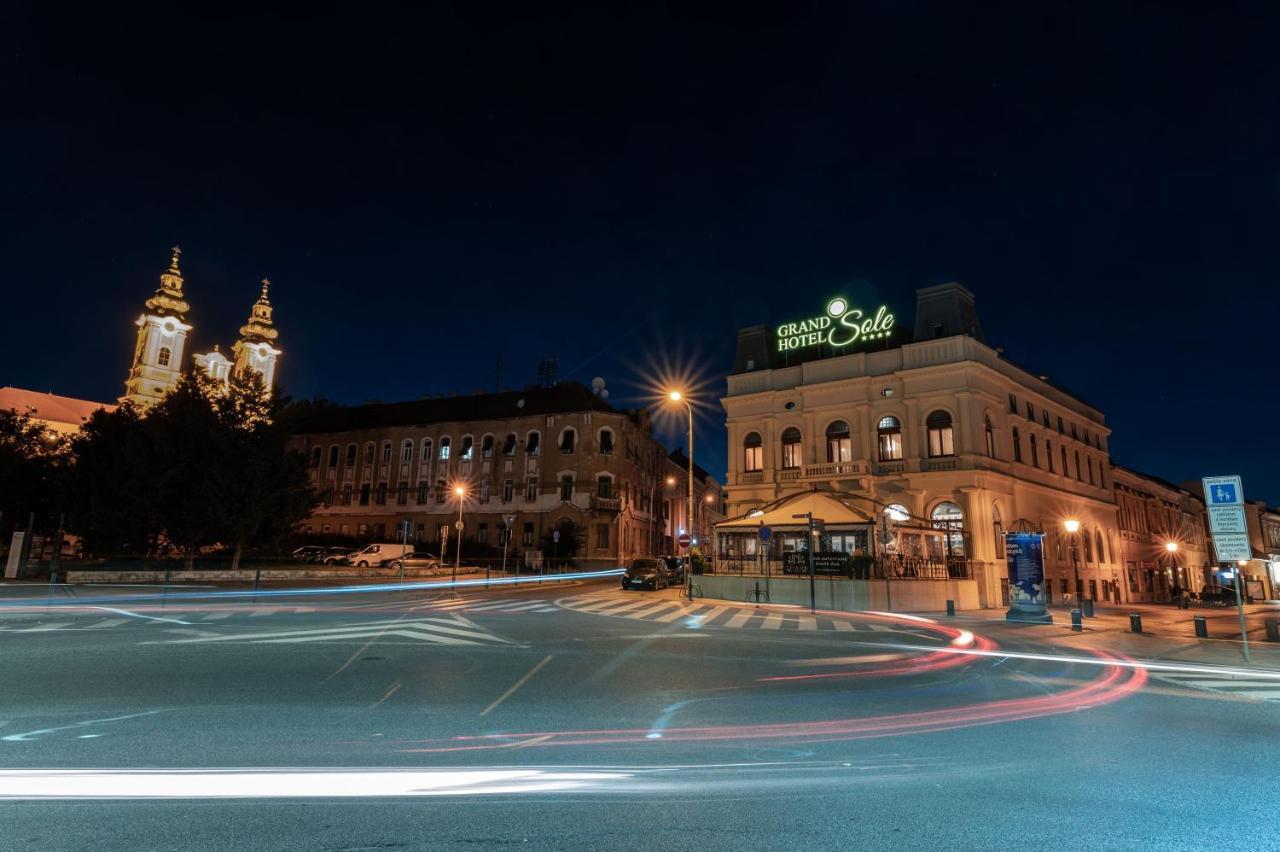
716, 283, 1122, 611
288, 382, 689, 569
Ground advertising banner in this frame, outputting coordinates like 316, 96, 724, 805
1005, 532, 1051, 622
782, 552, 849, 576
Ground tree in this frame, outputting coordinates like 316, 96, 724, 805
67, 404, 160, 555
0, 409, 67, 541
540, 518, 584, 566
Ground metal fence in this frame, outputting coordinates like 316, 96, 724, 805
710, 554, 978, 581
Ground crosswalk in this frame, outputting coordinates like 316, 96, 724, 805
556, 593, 893, 633
1155, 671, 1280, 702
159, 613, 513, 647
356, 596, 560, 615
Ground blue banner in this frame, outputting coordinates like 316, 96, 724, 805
1005, 532, 1046, 606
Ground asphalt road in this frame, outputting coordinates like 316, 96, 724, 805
1, 577, 1278, 851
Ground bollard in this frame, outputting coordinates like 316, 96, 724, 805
1194, 615, 1208, 639
1082, 597, 1095, 618
1129, 612, 1142, 634
1071, 608, 1082, 632
1266, 619, 1280, 643
946, 599, 955, 617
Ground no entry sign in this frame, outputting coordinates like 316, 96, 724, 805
677, 532, 692, 549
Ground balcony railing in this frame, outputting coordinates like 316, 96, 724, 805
778, 468, 800, 481
873, 460, 905, 475
740, 471, 764, 485
591, 495, 621, 512
802, 460, 865, 479
922, 457, 959, 471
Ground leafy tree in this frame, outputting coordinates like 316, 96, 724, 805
67, 403, 160, 554
0, 409, 67, 540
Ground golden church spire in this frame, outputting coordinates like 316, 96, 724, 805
238, 277, 279, 343
144, 244, 190, 319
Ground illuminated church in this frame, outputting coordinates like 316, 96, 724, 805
121, 246, 282, 407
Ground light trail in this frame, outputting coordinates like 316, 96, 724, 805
0, 768, 632, 799
874, 643, 1280, 680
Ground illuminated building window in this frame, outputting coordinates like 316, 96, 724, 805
877, 417, 902, 462
931, 502, 965, 557
826, 421, 852, 463
925, 411, 953, 458
1011, 427, 1022, 463
599, 428, 614, 454
526, 432, 540, 456
781, 427, 802, 469
503, 433, 517, 455
743, 432, 764, 472
984, 416, 996, 458
481, 434, 494, 458
559, 428, 576, 453
560, 475, 574, 501
439, 438, 451, 460
461, 435, 474, 461
157, 346, 171, 367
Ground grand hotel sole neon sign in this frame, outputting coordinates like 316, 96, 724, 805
776, 297, 895, 352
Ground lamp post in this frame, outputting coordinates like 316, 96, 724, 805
452, 485, 466, 590
1064, 519, 1082, 616
667, 390, 695, 602
1165, 541, 1180, 601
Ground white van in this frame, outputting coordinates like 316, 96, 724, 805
345, 542, 412, 567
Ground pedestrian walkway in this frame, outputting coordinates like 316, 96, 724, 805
557, 591, 897, 633
1152, 669, 1280, 703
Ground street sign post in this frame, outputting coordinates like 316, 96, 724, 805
1203, 474, 1251, 661
677, 532, 692, 550
793, 513, 824, 614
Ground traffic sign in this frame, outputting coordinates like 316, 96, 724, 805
1212, 532, 1252, 563
677, 532, 692, 549
1208, 505, 1248, 535
553, 529, 561, 543
758, 525, 772, 542
1203, 475, 1243, 506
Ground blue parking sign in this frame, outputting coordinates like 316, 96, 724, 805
1202, 476, 1243, 506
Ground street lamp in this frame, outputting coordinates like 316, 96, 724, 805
452, 484, 466, 589
1064, 519, 1082, 615
667, 389, 695, 601
1165, 541, 1179, 594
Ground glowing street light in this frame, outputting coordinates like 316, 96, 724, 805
1064, 519, 1082, 615
452, 484, 466, 589
666, 388, 695, 601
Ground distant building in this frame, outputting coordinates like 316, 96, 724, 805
661, 448, 726, 554
122, 246, 281, 407
718, 282, 1120, 610
0, 387, 114, 436
287, 382, 681, 568
1112, 466, 1211, 602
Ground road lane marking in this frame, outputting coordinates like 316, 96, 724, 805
797, 616, 818, 631
479, 655, 553, 717
200, 612, 234, 621
372, 681, 402, 708
761, 614, 785, 630
83, 619, 130, 629
723, 611, 754, 628
653, 606, 697, 623
2, 709, 169, 742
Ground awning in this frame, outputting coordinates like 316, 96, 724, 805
715, 491, 876, 532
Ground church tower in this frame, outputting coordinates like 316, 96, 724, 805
231, 278, 282, 392
122, 246, 193, 407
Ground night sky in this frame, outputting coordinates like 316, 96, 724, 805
4, 4, 1279, 501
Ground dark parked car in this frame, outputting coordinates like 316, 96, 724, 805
322, 547, 356, 565
661, 556, 688, 584
622, 558, 673, 591
291, 546, 327, 563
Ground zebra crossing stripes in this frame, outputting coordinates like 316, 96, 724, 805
556, 594, 870, 633
160, 614, 513, 647
1156, 671, 1280, 702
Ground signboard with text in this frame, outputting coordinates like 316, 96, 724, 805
783, 552, 849, 576
1203, 475, 1252, 562
775, 297, 895, 354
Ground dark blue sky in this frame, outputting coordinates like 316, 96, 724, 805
4, 3, 1278, 501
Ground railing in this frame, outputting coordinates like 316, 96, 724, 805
778, 468, 800, 481
873, 461, 905, 475
591, 495, 621, 511
709, 555, 980, 581
802, 460, 864, 479
922, 457, 959, 472
740, 471, 764, 485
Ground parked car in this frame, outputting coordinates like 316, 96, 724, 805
291, 546, 327, 563
322, 547, 357, 565
661, 556, 687, 584
385, 552, 442, 571
344, 542, 413, 568
622, 558, 672, 591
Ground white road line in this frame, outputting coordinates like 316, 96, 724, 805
831, 620, 855, 631
247, 609, 278, 617
566, 598, 625, 613
83, 619, 129, 629
691, 606, 730, 625
534, 607, 559, 613
162, 618, 503, 645
498, 601, 554, 612
760, 614, 785, 630
597, 599, 665, 616
8, 623, 73, 632
258, 629, 484, 646
201, 612, 235, 621
465, 599, 524, 611
723, 611, 755, 629
653, 606, 696, 623
797, 616, 818, 631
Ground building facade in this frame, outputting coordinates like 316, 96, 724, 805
719, 282, 1122, 609
1112, 466, 1211, 602
288, 383, 687, 568
661, 449, 727, 555
122, 246, 282, 407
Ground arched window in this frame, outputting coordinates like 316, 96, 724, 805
931, 501, 966, 557
439, 437, 451, 460
381, 441, 392, 463
157, 346, 172, 367
885, 503, 911, 522
1095, 529, 1106, 564
401, 439, 413, 463
781, 427, 802, 469
743, 432, 763, 472
1011, 427, 1023, 463
559, 428, 576, 453
877, 416, 902, 461
345, 444, 357, 466
1082, 530, 1093, 562
461, 435, 474, 460
481, 434, 494, 457
925, 411, 954, 458
826, 421, 852, 463
364, 442, 375, 464
420, 439, 432, 461
599, 428, 614, 454
526, 431, 540, 455
559, 474, 575, 501
596, 474, 613, 498
984, 416, 996, 458
328, 445, 339, 468
310, 446, 322, 468
503, 433, 517, 456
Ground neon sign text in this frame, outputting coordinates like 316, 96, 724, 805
776, 298, 895, 352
